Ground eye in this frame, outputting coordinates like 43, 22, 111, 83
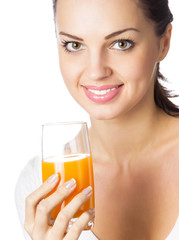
110, 40, 135, 51
61, 41, 85, 53
68, 42, 82, 51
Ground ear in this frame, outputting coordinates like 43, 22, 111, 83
158, 23, 172, 62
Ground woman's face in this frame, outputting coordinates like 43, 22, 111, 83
56, 0, 164, 120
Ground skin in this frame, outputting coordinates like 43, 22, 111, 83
24, 0, 179, 239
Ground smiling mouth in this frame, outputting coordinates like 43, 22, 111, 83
82, 84, 124, 103
87, 85, 122, 95
83, 84, 123, 94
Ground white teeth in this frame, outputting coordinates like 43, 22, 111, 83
88, 87, 117, 95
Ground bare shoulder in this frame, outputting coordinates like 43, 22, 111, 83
169, 116, 179, 208
157, 115, 179, 173
161, 116, 179, 206
165, 115, 179, 179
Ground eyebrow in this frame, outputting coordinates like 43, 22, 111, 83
59, 28, 140, 41
59, 32, 84, 41
105, 28, 140, 40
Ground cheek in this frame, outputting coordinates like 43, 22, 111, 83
58, 52, 81, 92
115, 47, 158, 93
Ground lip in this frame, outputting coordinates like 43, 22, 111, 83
82, 84, 124, 103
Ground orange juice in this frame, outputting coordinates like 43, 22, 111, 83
42, 154, 95, 219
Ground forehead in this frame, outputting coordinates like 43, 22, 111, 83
56, 0, 150, 36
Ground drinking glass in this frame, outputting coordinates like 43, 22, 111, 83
41, 122, 95, 230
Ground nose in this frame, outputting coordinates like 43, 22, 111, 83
85, 51, 112, 81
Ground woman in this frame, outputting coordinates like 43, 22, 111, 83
15, 0, 179, 239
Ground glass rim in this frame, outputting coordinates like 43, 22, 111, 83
42, 121, 87, 127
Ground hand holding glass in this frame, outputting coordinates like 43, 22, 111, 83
41, 122, 95, 229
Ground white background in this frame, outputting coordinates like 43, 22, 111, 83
0, 0, 178, 239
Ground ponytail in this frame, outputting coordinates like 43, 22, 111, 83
154, 63, 179, 116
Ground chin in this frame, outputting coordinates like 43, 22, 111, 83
86, 105, 125, 121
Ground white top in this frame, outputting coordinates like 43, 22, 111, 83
15, 156, 179, 240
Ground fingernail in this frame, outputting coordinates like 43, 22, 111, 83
65, 178, 76, 189
82, 186, 93, 195
88, 208, 95, 215
47, 173, 59, 183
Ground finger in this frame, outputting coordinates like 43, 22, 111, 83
64, 209, 95, 240
34, 178, 77, 231
51, 186, 93, 239
24, 173, 59, 234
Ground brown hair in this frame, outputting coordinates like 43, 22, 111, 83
52, 0, 179, 116
137, 0, 179, 116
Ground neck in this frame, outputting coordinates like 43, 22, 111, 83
89, 102, 168, 163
